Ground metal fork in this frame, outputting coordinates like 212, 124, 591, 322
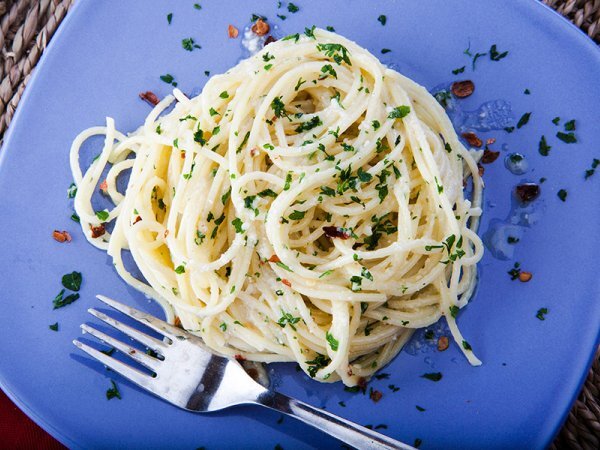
73, 295, 414, 450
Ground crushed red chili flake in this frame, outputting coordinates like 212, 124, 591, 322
139, 91, 159, 106
357, 377, 368, 393
518, 271, 533, 282
164, 230, 170, 238
181, 150, 186, 159
515, 183, 540, 203
52, 230, 72, 243
486, 138, 496, 145
478, 164, 485, 177
90, 224, 106, 238
99, 179, 108, 193
437, 336, 449, 352
228, 24, 239, 38
369, 389, 383, 403
174, 316, 182, 328
264, 35, 277, 46
268, 254, 281, 263
251, 18, 270, 36
281, 279, 292, 288
481, 149, 500, 164
234, 354, 246, 361
451, 80, 475, 98
249, 147, 259, 157
461, 132, 483, 148
323, 226, 350, 239
133, 216, 142, 224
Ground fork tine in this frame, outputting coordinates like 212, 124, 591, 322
73, 339, 154, 390
96, 295, 185, 340
88, 308, 168, 353
81, 323, 162, 372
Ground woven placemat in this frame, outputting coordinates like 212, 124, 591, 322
0, 0, 599, 447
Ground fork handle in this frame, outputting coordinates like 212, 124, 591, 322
255, 391, 414, 450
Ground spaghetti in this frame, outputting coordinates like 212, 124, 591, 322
70, 28, 484, 386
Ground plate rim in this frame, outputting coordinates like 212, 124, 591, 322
0, 1, 598, 448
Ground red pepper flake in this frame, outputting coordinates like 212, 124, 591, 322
234, 354, 246, 361
164, 230, 170, 238
90, 224, 106, 238
518, 271, 533, 282
481, 149, 500, 164
323, 226, 350, 240
251, 18, 270, 36
174, 316, 182, 328
478, 164, 485, 177
461, 132, 483, 148
181, 150, 186, 159
369, 388, 383, 403
52, 230, 72, 243
486, 138, 496, 145
228, 24, 239, 38
357, 377, 368, 393
133, 216, 142, 224
515, 183, 540, 203
99, 179, 108, 194
139, 91, 159, 106
268, 254, 281, 263
264, 35, 277, 46
437, 336, 449, 352
249, 147, 259, 157
451, 80, 475, 98
281, 279, 292, 288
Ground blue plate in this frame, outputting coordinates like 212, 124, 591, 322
1, 1, 599, 448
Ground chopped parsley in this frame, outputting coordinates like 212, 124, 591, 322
516, 112, 531, 129
388, 105, 411, 119
552, 116, 561, 125
536, 308, 548, 321
219, 90, 229, 99
508, 262, 521, 280
557, 189, 567, 202
421, 372, 442, 382
557, 131, 577, 143
160, 74, 177, 86
304, 26, 316, 39
377, 15, 387, 25
167, 13, 173, 24
305, 353, 330, 378
278, 311, 300, 330
174, 265, 186, 274
538, 135, 551, 156
326, 26, 335, 32
489, 44, 508, 61
326, 332, 339, 351
316, 43, 351, 65
62, 271, 82, 291
67, 183, 77, 198
53, 289, 80, 309
287, 3, 299, 13
49, 322, 59, 331
584, 158, 600, 179
194, 230, 206, 245
289, 210, 306, 220
295, 116, 322, 132
182, 37, 200, 51
232, 217, 244, 233
95, 210, 109, 221
106, 380, 121, 400
320, 64, 337, 79
452, 66, 466, 75
381, 48, 391, 54
271, 96, 288, 118
564, 119, 576, 131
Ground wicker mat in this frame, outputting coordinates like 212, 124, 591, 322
0, 0, 599, 448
